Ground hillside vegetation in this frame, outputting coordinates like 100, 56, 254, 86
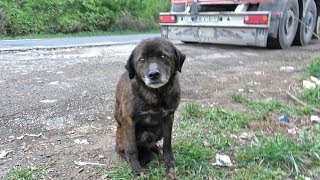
0, 0, 170, 36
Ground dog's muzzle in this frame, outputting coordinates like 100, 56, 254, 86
143, 63, 168, 88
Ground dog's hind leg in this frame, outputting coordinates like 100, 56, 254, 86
115, 124, 125, 154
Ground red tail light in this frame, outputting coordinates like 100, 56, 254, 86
244, 15, 269, 24
160, 15, 177, 23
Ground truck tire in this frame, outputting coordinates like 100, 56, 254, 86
293, 0, 317, 45
268, 0, 299, 49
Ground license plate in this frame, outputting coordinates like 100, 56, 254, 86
182, 16, 220, 24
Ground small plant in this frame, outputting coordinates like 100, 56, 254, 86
236, 124, 320, 177
232, 94, 308, 115
304, 57, 320, 78
6, 165, 52, 180
182, 103, 202, 118
299, 86, 320, 108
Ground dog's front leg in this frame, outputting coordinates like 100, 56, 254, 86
162, 114, 176, 171
123, 117, 144, 175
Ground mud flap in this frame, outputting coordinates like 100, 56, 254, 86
161, 26, 169, 39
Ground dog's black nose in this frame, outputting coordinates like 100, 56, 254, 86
148, 70, 160, 80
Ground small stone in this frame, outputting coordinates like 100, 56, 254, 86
280, 66, 295, 72
303, 80, 316, 89
67, 131, 76, 134
311, 115, 320, 123
98, 155, 105, 159
287, 128, 297, 135
78, 168, 84, 173
212, 154, 233, 167
202, 140, 210, 147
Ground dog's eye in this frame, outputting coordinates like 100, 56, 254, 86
139, 58, 145, 64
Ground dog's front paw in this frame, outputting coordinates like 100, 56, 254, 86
131, 166, 147, 176
165, 159, 176, 170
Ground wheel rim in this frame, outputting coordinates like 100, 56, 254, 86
285, 9, 295, 36
305, 11, 314, 34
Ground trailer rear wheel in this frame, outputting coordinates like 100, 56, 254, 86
293, 0, 317, 45
268, 0, 299, 49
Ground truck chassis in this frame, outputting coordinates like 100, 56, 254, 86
160, 0, 320, 48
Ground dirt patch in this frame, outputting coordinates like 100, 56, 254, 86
0, 40, 319, 178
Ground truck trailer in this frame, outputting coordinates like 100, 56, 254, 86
159, 0, 320, 48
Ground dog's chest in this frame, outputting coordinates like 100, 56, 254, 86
137, 108, 174, 125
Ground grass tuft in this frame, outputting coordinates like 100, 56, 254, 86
299, 87, 320, 109
6, 165, 52, 180
182, 103, 202, 118
304, 57, 320, 78
236, 124, 320, 177
232, 94, 309, 115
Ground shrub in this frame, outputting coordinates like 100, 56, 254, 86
0, 0, 171, 36
0, 8, 10, 35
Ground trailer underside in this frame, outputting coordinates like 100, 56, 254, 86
161, 26, 268, 47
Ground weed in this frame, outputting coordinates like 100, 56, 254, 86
181, 103, 202, 118
232, 94, 309, 115
304, 57, 320, 78
236, 124, 320, 177
6, 165, 52, 180
299, 86, 320, 108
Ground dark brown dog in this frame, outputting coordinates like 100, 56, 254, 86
114, 37, 185, 175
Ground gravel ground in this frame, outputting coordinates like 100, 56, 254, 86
0, 40, 319, 179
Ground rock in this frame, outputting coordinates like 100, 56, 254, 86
303, 80, 316, 89
310, 76, 320, 85
212, 154, 233, 167
311, 115, 320, 123
74, 139, 89, 145
280, 66, 295, 72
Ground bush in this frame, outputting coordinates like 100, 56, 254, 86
0, 8, 10, 35
0, 0, 170, 36
111, 11, 158, 32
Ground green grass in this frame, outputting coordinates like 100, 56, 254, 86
107, 104, 254, 179
299, 56, 320, 109
299, 86, 320, 109
0, 30, 159, 40
304, 57, 320, 78
236, 125, 320, 178
6, 165, 52, 180
232, 94, 311, 115
107, 98, 319, 179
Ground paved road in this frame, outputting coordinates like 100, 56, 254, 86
0, 33, 160, 51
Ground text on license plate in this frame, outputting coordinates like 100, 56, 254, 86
184, 16, 220, 23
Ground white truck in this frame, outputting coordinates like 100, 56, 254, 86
159, 0, 320, 48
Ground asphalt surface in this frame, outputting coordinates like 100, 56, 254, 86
0, 33, 160, 51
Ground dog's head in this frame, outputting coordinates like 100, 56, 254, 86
125, 37, 186, 88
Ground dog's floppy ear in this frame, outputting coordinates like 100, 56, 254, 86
173, 46, 186, 73
125, 51, 135, 79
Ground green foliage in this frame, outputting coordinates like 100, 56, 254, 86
0, 0, 170, 36
304, 57, 320, 78
6, 165, 53, 180
182, 103, 202, 118
299, 86, 320, 108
